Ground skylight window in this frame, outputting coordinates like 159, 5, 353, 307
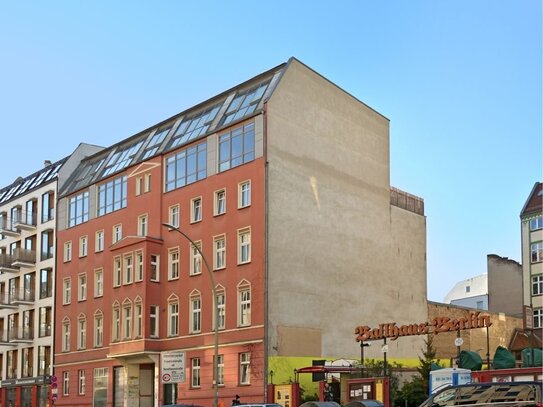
221, 81, 269, 126
169, 103, 222, 149
102, 141, 144, 177
142, 127, 171, 159
17, 176, 37, 195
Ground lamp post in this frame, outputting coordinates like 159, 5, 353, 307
360, 341, 370, 376
163, 223, 219, 407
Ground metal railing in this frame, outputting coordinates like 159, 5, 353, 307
9, 326, 34, 341
10, 288, 35, 303
13, 248, 36, 264
0, 254, 15, 269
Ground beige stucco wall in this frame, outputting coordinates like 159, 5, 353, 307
487, 254, 523, 317
264, 59, 427, 361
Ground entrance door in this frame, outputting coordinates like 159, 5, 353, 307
139, 367, 154, 407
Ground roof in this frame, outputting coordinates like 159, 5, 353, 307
0, 157, 67, 205
508, 328, 543, 351
520, 182, 543, 217
443, 274, 487, 304
60, 61, 288, 197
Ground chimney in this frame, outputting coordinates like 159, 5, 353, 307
44, 160, 52, 167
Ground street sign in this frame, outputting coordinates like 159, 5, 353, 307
454, 337, 464, 347
161, 351, 186, 383
524, 306, 533, 330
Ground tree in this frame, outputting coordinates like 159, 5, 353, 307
417, 335, 441, 394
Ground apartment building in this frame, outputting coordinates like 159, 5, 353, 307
54, 58, 427, 407
520, 182, 543, 327
0, 143, 102, 407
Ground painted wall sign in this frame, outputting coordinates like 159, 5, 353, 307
355, 311, 492, 342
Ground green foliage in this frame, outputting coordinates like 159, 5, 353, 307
416, 335, 441, 394
363, 359, 403, 405
394, 377, 427, 407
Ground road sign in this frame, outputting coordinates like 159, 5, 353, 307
161, 351, 186, 383
455, 337, 464, 347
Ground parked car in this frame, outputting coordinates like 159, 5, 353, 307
345, 400, 384, 407
418, 381, 543, 406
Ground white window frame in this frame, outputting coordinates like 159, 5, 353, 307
113, 223, 122, 244
239, 352, 251, 385
77, 315, 86, 350
533, 275, 543, 296
534, 308, 543, 329
94, 268, 103, 298
63, 371, 70, 396
214, 189, 226, 216
169, 204, 180, 228
150, 305, 159, 338
168, 247, 180, 280
113, 256, 122, 287
138, 213, 148, 236
95, 230, 104, 252
190, 241, 202, 276
135, 301, 143, 338
62, 318, 70, 352
124, 253, 133, 285
217, 354, 224, 386
78, 369, 86, 395
530, 215, 543, 231
78, 273, 87, 301
79, 235, 88, 257
94, 311, 103, 347
191, 358, 201, 388
150, 254, 160, 282
238, 228, 251, 264
168, 299, 179, 337
531, 242, 543, 263
135, 250, 144, 282
112, 303, 121, 342
190, 292, 201, 334
238, 180, 251, 208
122, 301, 132, 340
214, 235, 226, 270
64, 241, 72, 262
215, 288, 226, 330
63, 278, 71, 305
191, 197, 202, 223
238, 282, 251, 327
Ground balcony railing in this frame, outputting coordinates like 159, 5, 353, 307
390, 187, 425, 216
12, 248, 36, 267
39, 323, 52, 337
10, 288, 35, 304
9, 326, 34, 343
13, 210, 37, 231
0, 254, 18, 273
0, 217, 19, 236
0, 292, 17, 309
0, 329, 13, 344
41, 247, 54, 261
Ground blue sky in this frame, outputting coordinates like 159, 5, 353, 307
1, 1, 541, 302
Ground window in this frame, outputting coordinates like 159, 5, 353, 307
78, 314, 86, 349
143, 126, 170, 158
37, 345, 51, 376
150, 305, 159, 338
465, 285, 471, 293
168, 248, 179, 280
64, 241, 72, 262
112, 304, 121, 341
533, 275, 543, 296
78, 370, 86, 395
113, 224, 122, 244
103, 141, 143, 177
239, 352, 251, 385
93, 368, 108, 407
135, 250, 144, 281
62, 318, 70, 352
79, 235, 88, 257
218, 122, 255, 172
22, 347, 33, 377
39, 307, 52, 336
222, 82, 269, 126
97, 176, 127, 216
169, 204, 180, 228
531, 242, 543, 263
239, 180, 251, 208
476, 301, 484, 309
135, 301, 143, 338
190, 292, 201, 333
165, 141, 207, 192
95, 230, 104, 252
40, 268, 53, 299
534, 308, 543, 329
63, 371, 70, 396
169, 104, 220, 149
191, 358, 201, 388
124, 254, 133, 284
150, 254, 160, 281
94, 311, 103, 347
214, 235, 226, 270
41, 229, 54, 260
238, 228, 251, 264
217, 354, 224, 385
123, 301, 132, 339
138, 214, 148, 236
190, 242, 202, 276
144, 173, 151, 193
78, 273, 87, 301
136, 176, 143, 196
214, 189, 226, 215
113, 257, 122, 287
530, 215, 543, 231
216, 289, 226, 330
238, 282, 251, 327
68, 191, 89, 227
191, 197, 202, 223
41, 191, 54, 223
168, 298, 179, 337
94, 268, 103, 297
63, 278, 71, 305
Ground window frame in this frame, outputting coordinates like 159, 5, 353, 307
94, 268, 104, 298
239, 352, 251, 385
532, 275, 543, 296
238, 228, 251, 264
79, 235, 88, 258
214, 189, 226, 216
191, 197, 202, 223
214, 235, 226, 270
78, 273, 87, 302
190, 241, 202, 276
95, 230, 104, 252
168, 247, 180, 280
531, 242, 543, 263
238, 180, 251, 209
64, 241, 72, 262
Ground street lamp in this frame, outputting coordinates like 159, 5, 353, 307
162, 223, 219, 407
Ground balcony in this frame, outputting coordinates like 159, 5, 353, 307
9, 326, 34, 344
10, 288, 35, 305
0, 292, 17, 309
0, 217, 19, 237
0, 254, 18, 273
11, 248, 36, 268
0, 330, 16, 346
39, 323, 52, 337
13, 211, 37, 232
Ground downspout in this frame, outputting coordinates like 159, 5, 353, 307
263, 104, 270, 401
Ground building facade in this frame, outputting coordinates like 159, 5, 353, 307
520, 182, 543, 328
53, 58, 427, 407
0, 144, 101, 407
487, 254, 523, 317
443, 274, 488, 310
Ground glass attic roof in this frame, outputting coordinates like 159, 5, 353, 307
61, 62, 285, 197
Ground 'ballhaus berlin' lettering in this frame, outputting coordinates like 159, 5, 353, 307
354, 312, 492, 342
